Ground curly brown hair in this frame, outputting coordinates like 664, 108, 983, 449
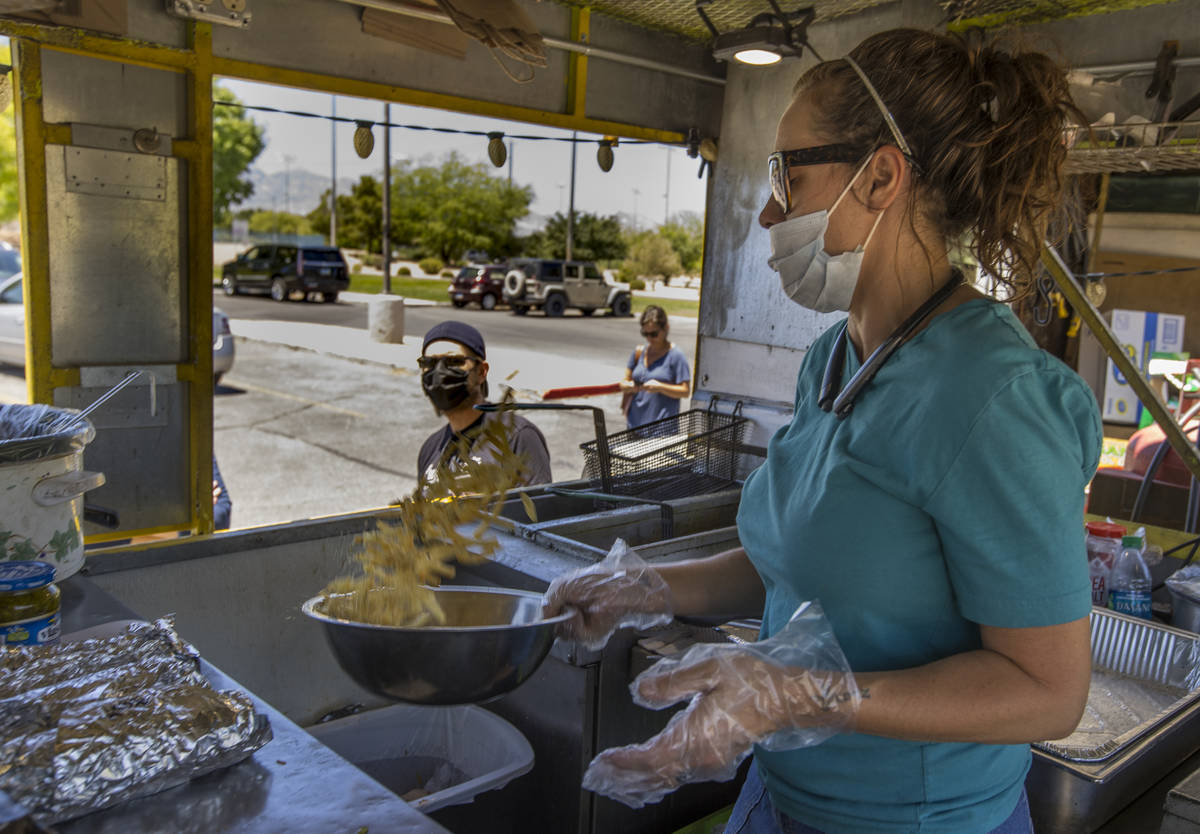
797, 29, 1081, 296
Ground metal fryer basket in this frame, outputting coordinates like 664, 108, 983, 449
579, 402, 747, 502
1035, 608, 1200, 763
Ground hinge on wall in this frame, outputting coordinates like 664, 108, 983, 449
165, 0, 251, 28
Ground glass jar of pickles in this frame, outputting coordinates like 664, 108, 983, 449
0, 561, 61, 647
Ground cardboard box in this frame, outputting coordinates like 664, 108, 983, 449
1100, 310, 1186, 424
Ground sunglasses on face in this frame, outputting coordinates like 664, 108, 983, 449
768, 144, 862, 215
641, 329, 661, 339
417, 355, 474, 372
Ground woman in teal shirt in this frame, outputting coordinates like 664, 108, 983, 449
546, 28, 1100, 833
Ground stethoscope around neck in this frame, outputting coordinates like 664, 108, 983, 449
818, 272, 965, 419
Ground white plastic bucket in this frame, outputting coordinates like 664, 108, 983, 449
0, 405, 104, 581
308, 704, 534, 813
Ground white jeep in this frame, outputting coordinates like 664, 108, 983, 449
502, 258, 632, 317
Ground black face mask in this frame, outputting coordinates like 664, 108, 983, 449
421, 359, 473, 412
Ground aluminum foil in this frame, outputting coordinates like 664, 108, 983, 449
0, 618, 272, 824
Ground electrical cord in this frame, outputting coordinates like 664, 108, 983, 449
213, 100, 662, 145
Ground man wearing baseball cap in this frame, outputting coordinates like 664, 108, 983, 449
416, 320, 552, 487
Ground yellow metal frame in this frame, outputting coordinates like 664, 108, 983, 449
10, 22, 216, 538
566, 8, 589, 120
0, 13, 689, 543
187, 24, 215, 534
211, 55, 683, 144
0, 16, 684, 144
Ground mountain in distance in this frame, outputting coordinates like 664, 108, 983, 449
237, 167, 353, 215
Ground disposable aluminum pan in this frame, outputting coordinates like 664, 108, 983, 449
1027, 608, 1200, 834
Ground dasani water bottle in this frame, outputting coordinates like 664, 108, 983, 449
1108, 535, 1152, 620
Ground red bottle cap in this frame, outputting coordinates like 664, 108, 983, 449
1085, 521, 1127, 539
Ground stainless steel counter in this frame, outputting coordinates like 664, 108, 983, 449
51, 575, 450, 834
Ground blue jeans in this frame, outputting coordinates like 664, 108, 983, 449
723, 760, 1034, 834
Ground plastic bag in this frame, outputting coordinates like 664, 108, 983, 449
1167, 564, 1200, 604
0, 404, 93, 464
542, 539, 673, 650
582, 600, 858, 808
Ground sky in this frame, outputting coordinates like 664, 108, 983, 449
218, 78, 710, 229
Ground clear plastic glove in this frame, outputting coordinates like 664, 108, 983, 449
542, 539, 673, 650
582, 600, 859, 808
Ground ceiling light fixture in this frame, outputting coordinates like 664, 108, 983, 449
696, 1, 821, 67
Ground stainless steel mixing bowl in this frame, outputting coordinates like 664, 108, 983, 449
302, 586, 574, 705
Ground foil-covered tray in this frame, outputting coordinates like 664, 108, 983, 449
0, 618, 272, 825
1035, 608, 1200, 763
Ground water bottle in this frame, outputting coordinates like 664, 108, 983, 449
1108, 535, 1152, 619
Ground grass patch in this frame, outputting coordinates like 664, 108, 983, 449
349, 272, 450, 303
633, 295, 698, 319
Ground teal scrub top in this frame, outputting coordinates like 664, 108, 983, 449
737, 299, 1101, 834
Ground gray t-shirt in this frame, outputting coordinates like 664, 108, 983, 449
417, 410, 552, 487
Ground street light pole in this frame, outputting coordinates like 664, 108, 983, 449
664, 147, 671, 226
382, 102, 392, 295
566, 131, 577, 261
283, 154, 295, 216
330, 95, 338, 246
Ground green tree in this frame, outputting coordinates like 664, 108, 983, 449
213, 85, 265, 228
0, 46, 20, 223
659, 211, 704, 276
247, 210, 313, 236
308, 185, 376, 250
525, 211, 627, 262
622, 232, 681, 281
392, 152, 532, 263
310, 154, 532, 260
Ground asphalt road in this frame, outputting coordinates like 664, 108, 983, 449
214, 290, 697, 363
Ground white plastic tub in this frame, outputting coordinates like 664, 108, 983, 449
307, 704, 534, 813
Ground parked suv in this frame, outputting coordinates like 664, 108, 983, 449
449, 264, 507, 310
221, 245, 349, 303
502, 258, 631, 317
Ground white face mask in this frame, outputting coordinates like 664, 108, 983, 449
768, 156, 884, 313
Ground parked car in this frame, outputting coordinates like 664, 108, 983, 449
0, 242, 20, 283
221, 244, 349, 303
212, 307, 235, 386
449, 264, 508, 310
0, 273, 235, 384
502, 258, 632, 317
0, 274, 23, 367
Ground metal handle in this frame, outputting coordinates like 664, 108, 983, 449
545, 486, 674, 539
83, 503, 121, 529
33, 470, 106, 506
476, 402, 613, 494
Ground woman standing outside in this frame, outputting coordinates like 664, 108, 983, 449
620, 305, 691, 429
547, 29, 1100, 834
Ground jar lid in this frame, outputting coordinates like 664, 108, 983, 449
1121, 536, 1143, 548
1085, 521, 1126, 539
0, 560, 55, 592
